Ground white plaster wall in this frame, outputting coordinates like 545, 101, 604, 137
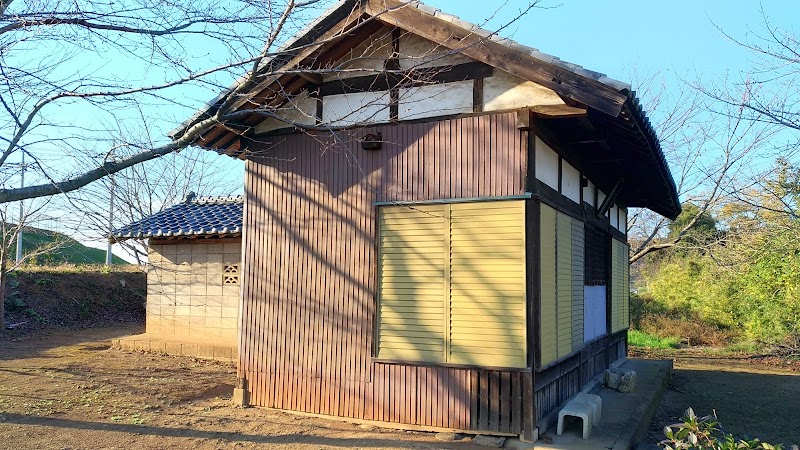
620, 208, 627, 234
398, 81, 473, 120
323, 28, 393, 82
398, 33, 473, 70
254, 94, 318, 134
561, 160, 581, 204
610, 204, 619, 229
535, 136, 559, 191
583, 180, 596, 207
484, 70, 564, 112
322, 91, 390, 125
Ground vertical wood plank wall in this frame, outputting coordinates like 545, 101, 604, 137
239, 112, 534, 434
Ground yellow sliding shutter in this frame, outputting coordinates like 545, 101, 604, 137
539, 204, 558, 366
539, 204, 582, 367
377, 205, 446, 362
449, 201, 526, 368
610, 239, 630, 333
556, 212, 573, 358
377, 200, 527, 368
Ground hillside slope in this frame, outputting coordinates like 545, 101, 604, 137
2, 269, 145, 333
11, 226, 128, 265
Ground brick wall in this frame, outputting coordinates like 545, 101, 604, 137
146, 238, 241, 345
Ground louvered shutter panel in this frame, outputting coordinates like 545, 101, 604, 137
448, 201, 526, 368
571, 219, 585, 349
610, 239, 629, 333
556, 212, 573, 358
377, 205, 446, 362
539, 204, 558, 366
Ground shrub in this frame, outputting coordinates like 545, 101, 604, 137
660, 408, 781, 450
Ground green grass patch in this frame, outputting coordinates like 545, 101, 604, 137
11, 225, 129, 265
628, 329, 680, 349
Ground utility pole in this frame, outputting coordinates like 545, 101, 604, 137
106, 174, 115, 266
15, 152, 25, 263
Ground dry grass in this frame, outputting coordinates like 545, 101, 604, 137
13, 263, 143, 274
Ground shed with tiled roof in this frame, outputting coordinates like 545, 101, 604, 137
164, 0, 682, 440
112, 195, 243, 357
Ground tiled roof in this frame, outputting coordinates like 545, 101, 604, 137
112, 196, 243, 240
167, 0, 680, 219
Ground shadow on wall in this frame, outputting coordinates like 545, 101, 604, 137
237, 113, 529, 429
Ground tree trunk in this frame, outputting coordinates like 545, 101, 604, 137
0, 249, 7, 330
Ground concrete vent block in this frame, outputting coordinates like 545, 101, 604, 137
604, 368, 637, 393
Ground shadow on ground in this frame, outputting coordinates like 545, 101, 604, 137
642, 354, 800, 447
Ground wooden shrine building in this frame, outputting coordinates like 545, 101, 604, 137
169, 0, 680, 440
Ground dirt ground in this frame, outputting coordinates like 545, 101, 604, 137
0, 326, 488, 450
634, 347, 800, 447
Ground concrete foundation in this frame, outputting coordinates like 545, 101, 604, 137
505, 358, 672, 450
112, 333, 237, 362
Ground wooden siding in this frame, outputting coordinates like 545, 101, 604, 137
240, 112, 533, 435
378, 204, 447, 363
539, 204, 584, 367
534, 330, 626, 428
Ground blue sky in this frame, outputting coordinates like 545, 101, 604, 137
20, 0, 798, 258
422, 0, 797, 86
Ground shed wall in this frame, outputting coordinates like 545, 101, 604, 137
240, 112, 534, 435
147, 240, 241, 345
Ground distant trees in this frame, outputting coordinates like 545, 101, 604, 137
636, 159, 800, 345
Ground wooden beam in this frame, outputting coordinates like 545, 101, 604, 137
365, 0, 627, 117
530, 104, 587, 119
297, 72, 323, 84
317, 61, 492, 96
473, 77, 484, 113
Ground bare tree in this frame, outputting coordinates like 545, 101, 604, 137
627, 75, 779, 264
71, 145, 241, 264
628, 7, 800, 264
0, 0, 331, 203
0, 0, 546, 204
706, 6, 800, 133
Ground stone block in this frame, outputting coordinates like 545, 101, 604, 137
197, 344, 215, 359
232, 387, 249, 406
222, 242, 240, 254
207, 253, 224, 264
213, 346, 233, 360
221, 306, 239, 319
190, 285, 207, 296
604, 368, 637, 393
435, 432, 464, 441
165, 342, 182, 354
473, 435, 506, 448
207, 285, 223, 296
